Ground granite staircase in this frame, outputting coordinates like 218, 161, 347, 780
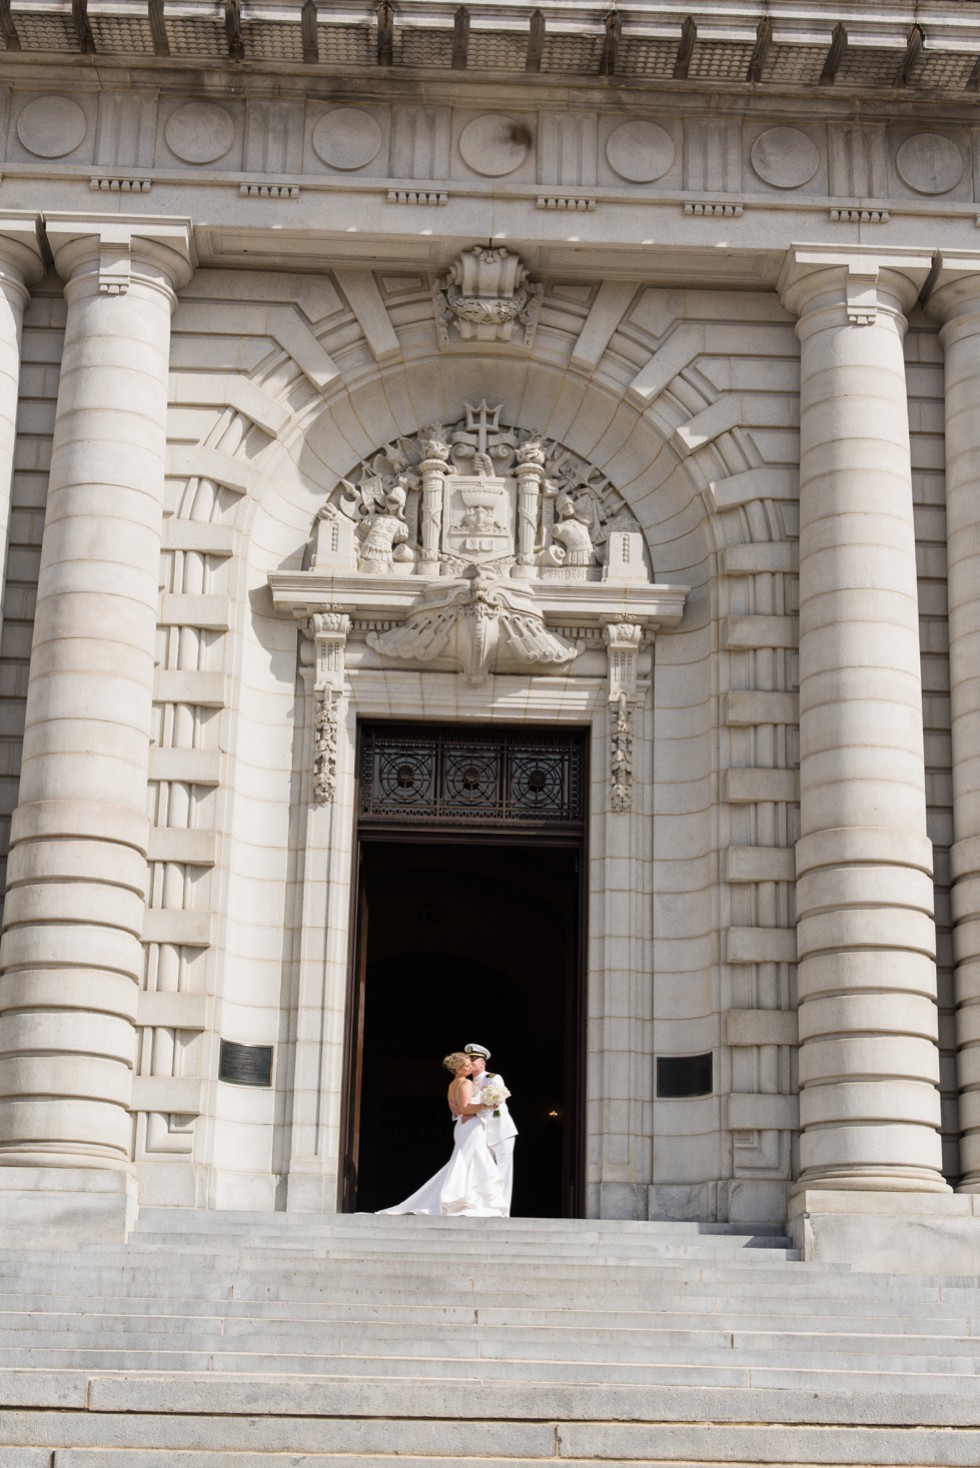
1, 1211, 979, 1465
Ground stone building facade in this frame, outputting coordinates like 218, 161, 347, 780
1, 0, 980, 1271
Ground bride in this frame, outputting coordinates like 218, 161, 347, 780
378, 1052, 508, 1217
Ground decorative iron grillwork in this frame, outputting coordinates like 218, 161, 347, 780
358, 723, 586, 830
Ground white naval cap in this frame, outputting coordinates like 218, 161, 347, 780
464, 1043, 491, 1059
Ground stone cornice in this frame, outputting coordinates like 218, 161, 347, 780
268, 571, 690, 632
3, 0, 980, 100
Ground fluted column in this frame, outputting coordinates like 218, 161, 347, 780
779, 246, 948, 1194
928, 254, 980, 1190
0, 218, 44, 640
0, 217, 193, 1202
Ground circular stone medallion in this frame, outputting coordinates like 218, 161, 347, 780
605, 121, 675, 184
750, 127, 820, 189
164, 102, 236, 165
312, 108, 383, 170
16, 95, 87, 158
895, 133, 963, 195
458, 115, 530, 177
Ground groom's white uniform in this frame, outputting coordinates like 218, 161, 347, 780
465, 1043, 517, 1217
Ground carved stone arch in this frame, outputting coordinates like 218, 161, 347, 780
152, 324, 794, 1218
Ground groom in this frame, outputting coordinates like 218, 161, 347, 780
465, 1042, 518, 1216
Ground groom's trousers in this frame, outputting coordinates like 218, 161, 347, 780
489, 1136, 515, 1216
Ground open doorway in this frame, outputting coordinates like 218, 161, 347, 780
345, 839, 584, 1217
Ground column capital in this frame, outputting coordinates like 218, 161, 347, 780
924, 250, 980, 325
778, 244, 934, 325
43, 213, 195, 296
0, 213, 45, 296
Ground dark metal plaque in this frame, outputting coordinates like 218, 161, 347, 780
219, 1039, 274, 1088
656, 1053, 713, 1098
357, 723, 586, 832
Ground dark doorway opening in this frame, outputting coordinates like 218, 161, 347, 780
346, 839, 583, 1218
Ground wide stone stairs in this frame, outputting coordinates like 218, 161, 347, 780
1, 1211, 979, 1465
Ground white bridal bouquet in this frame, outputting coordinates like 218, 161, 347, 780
480, 1078, 511, 1117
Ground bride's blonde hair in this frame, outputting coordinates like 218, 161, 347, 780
442, 1051, 470, 1075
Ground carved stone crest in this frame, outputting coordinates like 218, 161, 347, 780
309, 400, 649, 586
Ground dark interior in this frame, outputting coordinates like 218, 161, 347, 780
351, 839, 582, 1217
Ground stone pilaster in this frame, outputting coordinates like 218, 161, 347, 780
928, 254, 980, 1191
0, 218, 44, 640
778, 246, 948, 1195
0, 216, 193, 1240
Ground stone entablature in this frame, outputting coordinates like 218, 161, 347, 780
7, 81, 980, 235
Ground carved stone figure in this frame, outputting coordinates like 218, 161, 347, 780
357, 485, 415, 574
541, 492, 595, 578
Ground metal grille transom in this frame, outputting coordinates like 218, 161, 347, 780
358, 723, 586, 832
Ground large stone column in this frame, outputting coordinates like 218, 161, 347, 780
0, 218, 45, 640
928, 255, 980, 1192
0, 216, 193, 1240
779, 246, 948, 1196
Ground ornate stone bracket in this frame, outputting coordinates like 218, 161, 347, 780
604, 621, 644, 814
309, 612, 350, 805
434, 246, 542, 346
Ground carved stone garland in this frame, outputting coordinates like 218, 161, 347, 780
604, 621, 644, 814
309, 612, 350, 806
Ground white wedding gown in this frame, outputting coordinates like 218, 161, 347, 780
378, 1115, 507, 1217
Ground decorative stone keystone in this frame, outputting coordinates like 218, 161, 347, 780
434, 246, 542, 346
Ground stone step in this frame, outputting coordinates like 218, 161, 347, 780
135, 1209, 792, 1238
1, 1344, 977, 1394
2, 1312, 977, 1366
53, 1235, 805, 1265
6, 1423, 980, 1468
6, 1370, 980, 1426
0, 1290, 974, 1337
4, 1397, 980, 1468
3, 1321, 974, 1374
4, 1262, 974, 1316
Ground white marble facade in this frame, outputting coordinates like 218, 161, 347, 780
4, 0, 980, 1267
